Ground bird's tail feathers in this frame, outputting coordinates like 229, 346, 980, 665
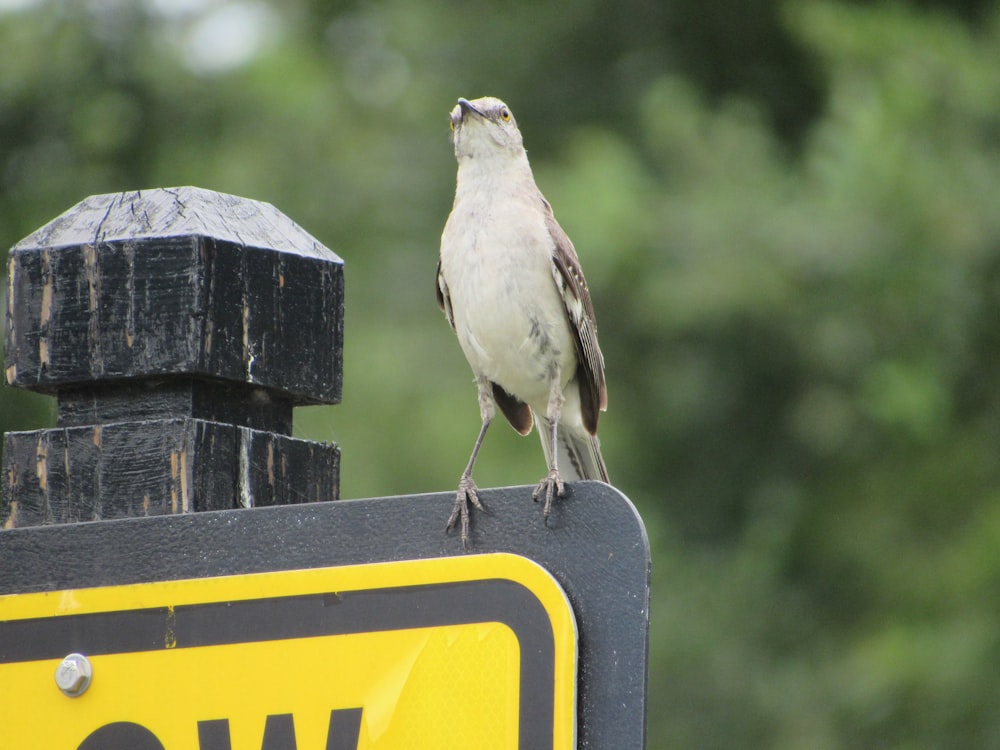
537, 415, 609, 483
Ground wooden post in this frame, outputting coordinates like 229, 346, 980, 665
2, 186, 343, 527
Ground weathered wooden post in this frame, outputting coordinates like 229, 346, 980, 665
0, 187, 649, 750
3, 186, 343, 526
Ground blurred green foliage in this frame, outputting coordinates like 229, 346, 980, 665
3, 0, 1000, 746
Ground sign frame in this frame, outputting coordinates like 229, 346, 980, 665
0, 481, 649, 748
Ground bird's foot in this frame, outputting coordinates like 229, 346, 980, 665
532, 468, 566, 523
447, 473, 486, 549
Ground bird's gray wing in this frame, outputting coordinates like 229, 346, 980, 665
542, 197, 608, 435
435, 257, 455, 331
492, 382, 534, 436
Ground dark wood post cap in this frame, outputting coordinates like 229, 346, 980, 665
5, 186, 344, 405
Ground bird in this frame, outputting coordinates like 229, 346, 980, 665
436, 96, 608, 547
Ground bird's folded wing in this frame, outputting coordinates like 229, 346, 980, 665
435, 257, 455, 331
542, 198, 608, 435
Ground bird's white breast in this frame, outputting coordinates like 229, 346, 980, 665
440, 166, 575, 409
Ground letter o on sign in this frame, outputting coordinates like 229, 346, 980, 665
79, 722, 165, 750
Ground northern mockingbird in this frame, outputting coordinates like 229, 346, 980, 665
437, 96, 608, 546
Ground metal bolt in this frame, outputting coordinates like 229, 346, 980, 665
54, 653, 92, 697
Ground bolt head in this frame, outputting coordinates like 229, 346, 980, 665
55, 653, 92, 697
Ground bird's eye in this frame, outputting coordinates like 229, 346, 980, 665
499, 108, 511, 122
449, 119, 455, 131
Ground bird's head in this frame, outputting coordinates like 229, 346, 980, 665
449, 96, 525, 161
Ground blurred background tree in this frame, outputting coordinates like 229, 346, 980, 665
3, 0, 1000, 746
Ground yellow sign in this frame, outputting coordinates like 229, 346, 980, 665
0, 553, 577, 749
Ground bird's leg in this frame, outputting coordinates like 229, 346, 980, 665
532, 368, 566, 520
448, 417, 490, 547
447, 377, 494, 548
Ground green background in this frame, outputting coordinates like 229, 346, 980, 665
3, 0, 1000, 746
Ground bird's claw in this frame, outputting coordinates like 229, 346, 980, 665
532, 468, 565, 522
447, 474, 485, 549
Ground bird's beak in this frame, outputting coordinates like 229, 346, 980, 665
457, 98, 485, 120
451, 97, 486, 137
